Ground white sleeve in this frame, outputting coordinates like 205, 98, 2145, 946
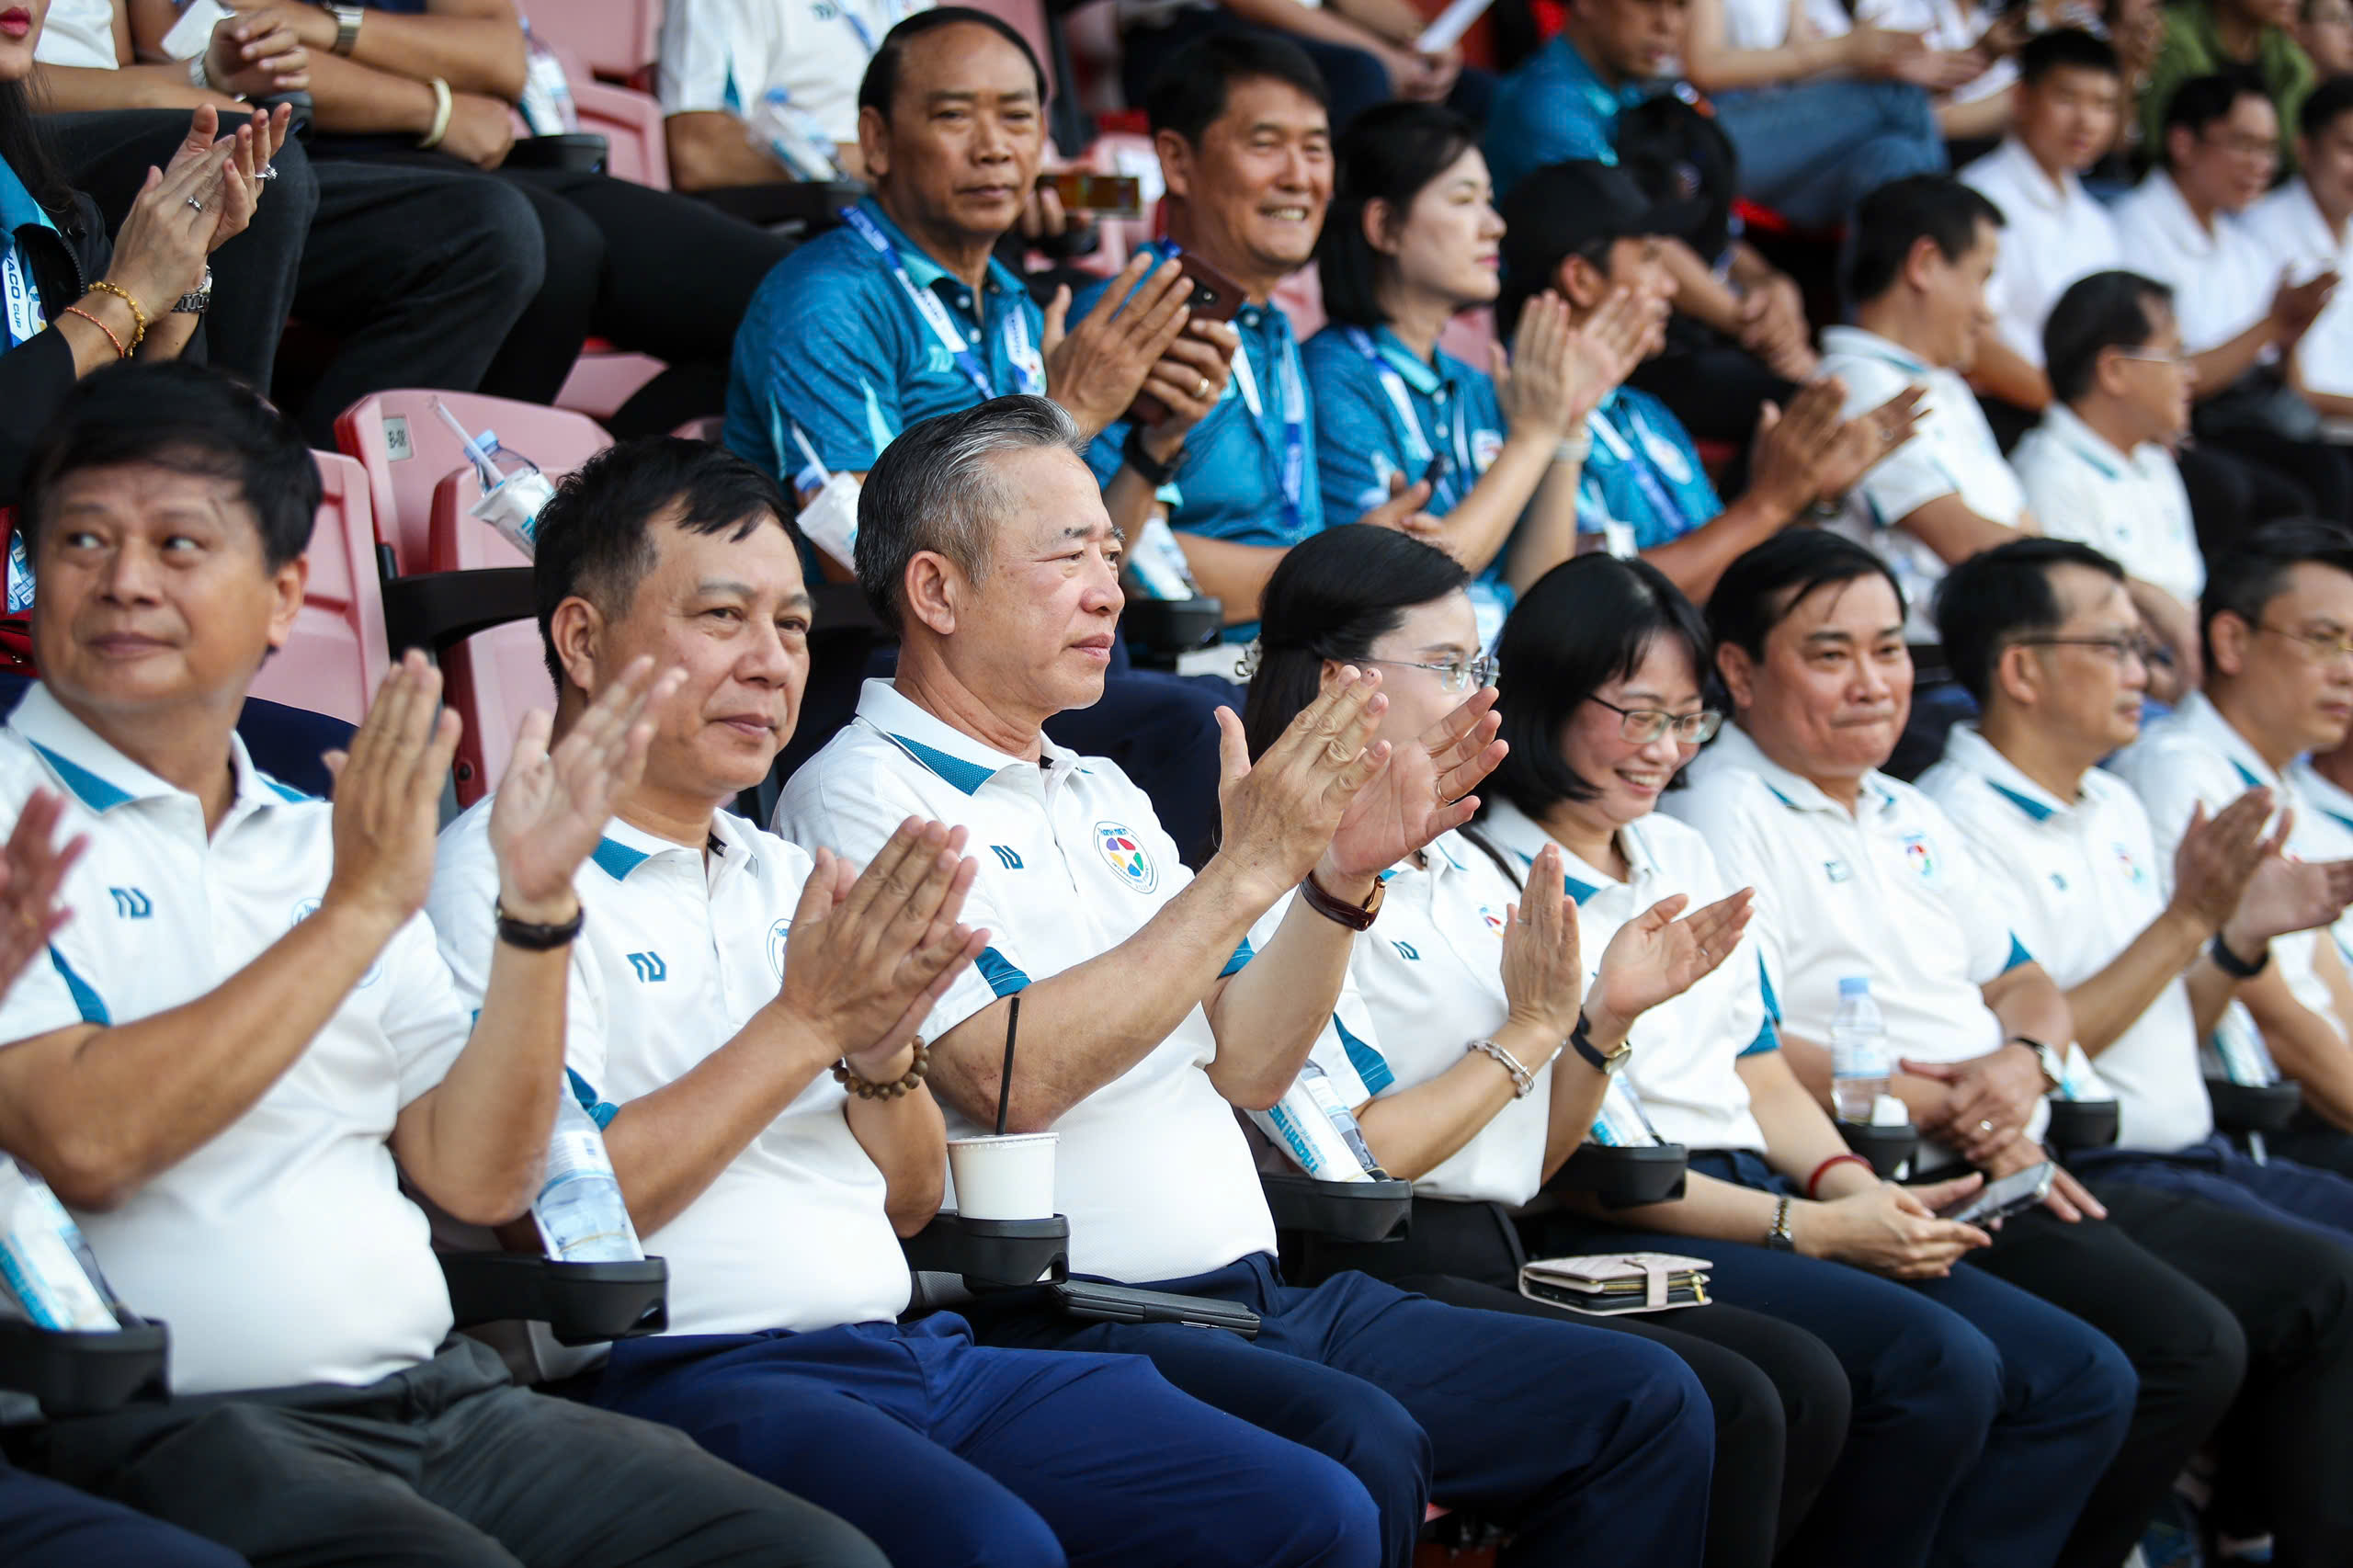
377, 915, 480, 1108
657, 0, 755, 115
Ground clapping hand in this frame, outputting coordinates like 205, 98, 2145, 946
487, 654, 684, 923
1809, 385, 1929, 504
1500, 844, 1585, 1038
1322, 686, 1506, 882
1586, 888, 1754, 1042
0, 792, 86, 1002
1211, 668, 1391, 905
1043, 253, 1195, 442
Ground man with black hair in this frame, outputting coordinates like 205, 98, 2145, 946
1079, 32, 1432, 643
2008, 269, 2202, 697
0, 361, 882, 1567
1494, 159, 1917, 604
428, 434, 1382, 1568
1666, 527, 2272, 1568
2113, 72, 2348, 521
1816, 175, 2028, 653
1923, 535, 2353, 1566
2248, 73, 2353, 416
2147, 0, 2319, 167
2113, 520, 2353, 1179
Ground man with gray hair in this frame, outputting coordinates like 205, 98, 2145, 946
776, 395, 1717, 1568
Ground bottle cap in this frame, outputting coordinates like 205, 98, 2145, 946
1837, 976, 1870, 997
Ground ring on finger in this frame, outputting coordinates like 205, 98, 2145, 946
185, 197, 205, 213
1977, 1119, 1995, 1135
1195, 377, 1211, 399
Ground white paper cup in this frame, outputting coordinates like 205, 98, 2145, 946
946, 1133, 1058, 1221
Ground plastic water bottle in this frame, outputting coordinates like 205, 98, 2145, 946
746, 88, 845, 182
1831, 976, 1891, 1123
533, 1096, 644, 1264
0, 1158, 119, 1331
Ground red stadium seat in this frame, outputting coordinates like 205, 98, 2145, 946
529, 0, 662, 84
335, 391, 612, 575
247, 452, 390, 724
427, 468, 561, 804
1437, 308, 1497, 373
1270, 267, 1325, 342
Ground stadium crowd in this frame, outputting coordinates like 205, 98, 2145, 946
9, 0, 2353, 1566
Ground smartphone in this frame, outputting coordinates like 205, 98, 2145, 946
1129, 250, 1250, 426
1037, 171, 1144, 221
1936, 1161, 2056, 1225
1050, 1280, 1263, 1338
1421, 452, 1449, 492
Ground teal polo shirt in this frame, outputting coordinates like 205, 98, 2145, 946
723, 196, 1044, 487
1484, 34, 1652, 197
1578, 387, 1722, 551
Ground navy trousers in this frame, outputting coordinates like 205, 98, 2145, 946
587, 1312, 1381, 1568
1522, 1150, 2135, 1568
956, 1250, 1716, 1568
0, 1462, 245, 1568
2071, 1134, 2353, 1240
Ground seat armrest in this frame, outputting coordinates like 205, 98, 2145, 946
1261, 1174, 1413, 1243
2044, 1097, 2120, 1153
902, 1213, 1070, 1290
439, 1254, 669, 1347
381, 566, 537, 660
2206, 1077, 2302, 1134
0, 1315, 169, 1417
1838, 1120, 1919, 1181
1544, 1143, 1688, 1210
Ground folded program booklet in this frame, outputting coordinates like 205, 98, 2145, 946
1520, 1253, 1712, 1315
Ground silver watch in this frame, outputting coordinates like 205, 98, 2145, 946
2014, 1035, 2067, 1093
172, 267, 214, 316
321, 2, 364, 56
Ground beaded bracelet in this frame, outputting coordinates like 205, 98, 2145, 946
85, 282, 147, 350
1805, 1152, 1874, 1199
833, 1039, 931, 1100
61, 306, 128, 359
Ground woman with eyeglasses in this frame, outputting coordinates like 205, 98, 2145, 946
1304, 102, 1650, 647
1483, 552, 2137, 1568
1244, 523, 1855, 1568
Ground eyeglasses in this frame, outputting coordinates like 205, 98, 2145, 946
2200, 131, 2279, 161
2109, 348, 2192, 371
1588, 695, 1723, 745
2258, 623, 2353, 664
1361, 653, 1499, 693
2012, 633, 2157, 666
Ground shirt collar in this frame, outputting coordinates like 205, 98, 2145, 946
1989, 136, 2081, 213
2041, 402, 2135, 477
2176, 689, 2282, 791
1819, 324, 1931, 377
1370, 324, 1443, 396
2143, 169, 2217, 254
1473, 798, 1654, 903
2295, 757, 2353, 831
2289, 177, 2349, 253
852, 677, 1075, 796
1941, 722, 2077, 822
854, 195, 1019, 302
6, 682, 305, 821
585, 810, 756, 883
1712, 721, 1898, 821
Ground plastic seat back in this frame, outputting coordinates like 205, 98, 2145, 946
1270, 267, 1324, 341
335, 391, 611, 575
248, 452, 390, 724
1438, 308, 1497, 374
429, 469, 561, 804
529, 0, 661, 82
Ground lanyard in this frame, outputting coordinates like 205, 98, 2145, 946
1341, 327, 1473, 511
842, 206, 1040, 400
0, 244, 41, 349
1225, 317, 1308, 534
1591, 401, 1698, 533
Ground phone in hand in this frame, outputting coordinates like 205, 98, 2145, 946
1936, 1161, 2055, 1224
1037, 171, 1144, 220
1128, 250, 1249, 427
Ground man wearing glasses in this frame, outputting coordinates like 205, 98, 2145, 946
2112, 521, 2353, 1184
2008, 270, 2205, 702
1922, 536, 2353, 1564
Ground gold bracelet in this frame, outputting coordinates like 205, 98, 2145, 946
832, 1039, 931, 1101
85, 282, 147, 351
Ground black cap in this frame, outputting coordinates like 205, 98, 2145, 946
1497, 160, 1708, 287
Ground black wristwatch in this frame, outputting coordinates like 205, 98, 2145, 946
1566, 1012, 1631, 1075
1121, 424, 1181, 487
2210, 931, 2270, 979
494, 899, 583, 951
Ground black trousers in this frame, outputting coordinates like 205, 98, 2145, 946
1291, 1194, 1850, 1568
28, 1338, 885, 1568
0, 1460, 243, 1568
313, 150, 794, 437
1963, 1174, 2353, 1568
40, 111, 545, 445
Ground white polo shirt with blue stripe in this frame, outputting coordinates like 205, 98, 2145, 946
2111, 691, 2347, 1040
0, 684, 475, 1395
1666, 722, 2043, 1168
2287, 757, 2353, 987
1476, 801, 1775, 1158
772, 678, 1273, 1284
1816, 324, 2027, 643
429, 801, 914, 1337
1922, 723, 2213, 1153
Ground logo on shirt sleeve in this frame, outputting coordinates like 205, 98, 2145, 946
1472, 429, 1504, 471
1095, 822, 1159, 894
1900, 833, 1938, 881
1476, 904, 1507, 935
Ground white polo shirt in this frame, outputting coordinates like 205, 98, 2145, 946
1665, 723, 2041, 1166
1816, 325, 2029, 643
1959, 138, 2124, 368
2285, 757, 2353, 980
1920, 724, 2213, 1151
658, 0, 932, 145
2245, 178, 2353, 403
1475, 802, 1774, 1156
2109, 691, 2345, 1035
2110, 172, 2279, 357
429, 804, 911, 1337
773, 680, 1275, 1285
2010, 404, 2202, 607
0, 686, 473, 1395
1246, 833, 1547, 1204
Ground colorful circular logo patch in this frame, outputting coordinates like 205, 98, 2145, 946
1096, 821, 1159, 894
767, 918, 792, 981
